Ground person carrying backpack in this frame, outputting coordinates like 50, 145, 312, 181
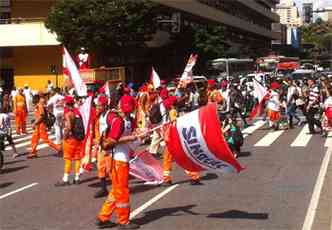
55, 95, 84, 186
28, 93, 61, 159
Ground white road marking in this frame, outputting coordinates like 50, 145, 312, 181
254, 130, 284, 147
0, 183, 38, 200
26, 142, 55, 151
242, 120, 266, 138
5, 135, 55, 150
130, 184, 179, 219
302, 147, 332, 230
291, 125, 312, 147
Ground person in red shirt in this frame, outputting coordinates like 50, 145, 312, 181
96, 94, 140, 229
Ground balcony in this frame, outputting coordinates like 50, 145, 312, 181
151, 0, 279, 40
236, 0, 280, 22
0, 18, 60, 47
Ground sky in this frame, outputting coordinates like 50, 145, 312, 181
294, 0, 332, 9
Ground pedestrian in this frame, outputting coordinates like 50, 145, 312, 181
27, 93, 61, 159
0, 104, 18, 158
306, 77, 322, 134
47, 88, 64, 147
55, 95, 84, 186
267, 82, 281, 130
14, 88, 28, 135
94, 95, 111, 198
96, 93, 140, 229
47, 80, 54, 93
286, 78, 301, 129
23, 84, 32, 112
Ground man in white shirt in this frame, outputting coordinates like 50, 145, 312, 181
47, 88, 64, 145
23, 84, 32, 112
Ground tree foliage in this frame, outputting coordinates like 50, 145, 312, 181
45, 0, 158, 53
193, 25, 227, 60
301, 20, 332, 53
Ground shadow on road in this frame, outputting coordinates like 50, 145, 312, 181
4, 159, 26, 165
130, 184, 159, 194
0, 182, 14, 189
207, 210, 269, 220
201, 173, 219, 181
238, 151, 251, 158
80, 176, 98, 184
1, 166, 28, 174
133, 205, 199, 225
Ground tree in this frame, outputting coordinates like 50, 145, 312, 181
46, 0, 159, 62
192, 25, 227, 60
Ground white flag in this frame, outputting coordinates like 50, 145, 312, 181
63, 47, 87, 97
151, 67, 161, 89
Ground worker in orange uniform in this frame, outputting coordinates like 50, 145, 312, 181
162, 96, 201, 186
55, 95, 84, 186
94, 95, 111, 198
14, 88, 28, 135
96, 94, 140, 230
27, 94, 61, 159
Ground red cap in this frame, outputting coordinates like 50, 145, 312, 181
98, 95, 108, 106
160, 88, 169, 100
64, 95, 74, 105
208, 79, 216, 86
160, 80, 167, 85
163, 96, 177, 110
120, 95, 136, 113
271, 82, 280, 90
123, 87, 131, 94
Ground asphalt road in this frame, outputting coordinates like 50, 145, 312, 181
1, 118, 331, 230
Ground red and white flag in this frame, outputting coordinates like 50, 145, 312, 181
249, 79, 268, 119
165, 103, 244, 173
150, 67, 161, 89
180, 54, 198, 83
63, 47, 87, 97
129, 150, 163, 184
79, 96, 93, 171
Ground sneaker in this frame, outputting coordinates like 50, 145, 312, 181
117, 223, 140, 229
54, 181, 70, 187
94, 189, 109, 198
96, 219, 117, 229
190, 179, 203, 186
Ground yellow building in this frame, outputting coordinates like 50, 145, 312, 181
0, 0, 64, 92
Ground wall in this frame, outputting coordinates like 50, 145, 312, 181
11, 0, 55, 18
13, 45, 64, 91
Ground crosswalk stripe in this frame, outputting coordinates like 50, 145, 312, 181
27, 143, 52, 151
5, 135, 56, 150
291, 125, 312, 147
242, 120, 266, 138
12, 131, 33, 138
254, 130, 284, 147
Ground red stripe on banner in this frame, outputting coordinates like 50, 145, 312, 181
199, 103, 244, 173
165, 123, 204, 172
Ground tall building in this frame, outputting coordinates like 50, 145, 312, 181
0, 0, 62, 91
303, 2, 313, 24
276, 0, 302, 27
150, 0, 280, 58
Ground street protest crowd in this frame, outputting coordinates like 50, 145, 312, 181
1, 70, 332, 229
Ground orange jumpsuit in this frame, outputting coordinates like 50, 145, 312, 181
14, 94, 27, 134
95, 116, 110, 179
163, 108, 200, 183
29, 103, 60, 157
98, 114, 132, 225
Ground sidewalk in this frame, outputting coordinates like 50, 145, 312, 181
312, 149, 332, 230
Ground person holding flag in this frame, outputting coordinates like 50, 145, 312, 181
96, 93, 140, 230
267, 82, 281, 130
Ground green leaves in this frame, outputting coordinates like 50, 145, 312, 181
45, 0, 158, 53
193, 25, 226, 60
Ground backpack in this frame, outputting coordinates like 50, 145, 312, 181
149, 103, 163, 124
42, 107, 56, 130
72, 113, 85, 141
